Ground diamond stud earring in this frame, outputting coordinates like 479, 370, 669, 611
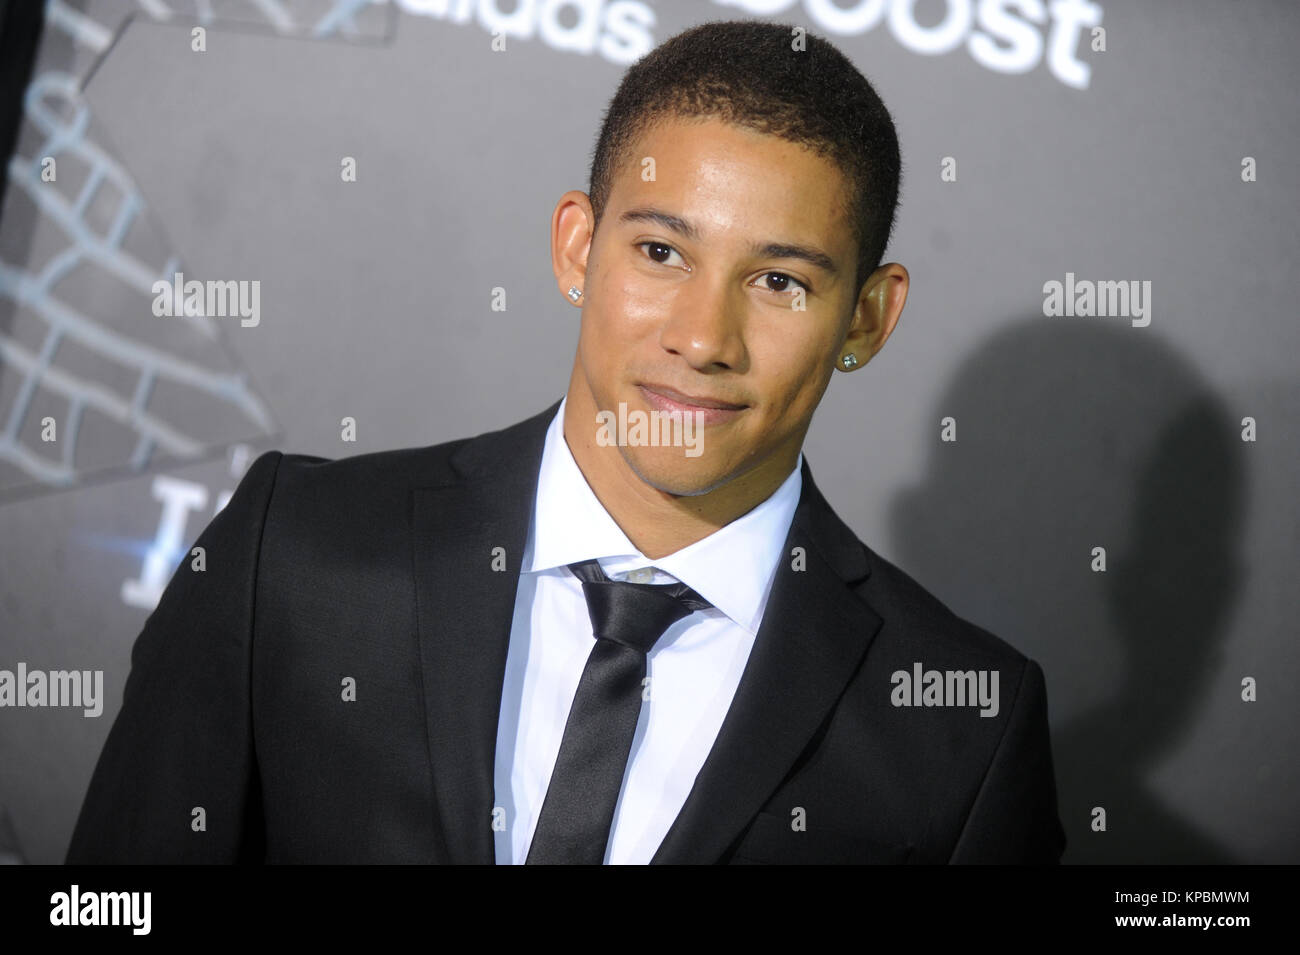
842, 353, 858, 369
567, 286, 583, 302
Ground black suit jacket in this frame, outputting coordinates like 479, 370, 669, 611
66, 399, 1066, 864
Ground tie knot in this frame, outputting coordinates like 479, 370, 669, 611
567, 559, 711, 654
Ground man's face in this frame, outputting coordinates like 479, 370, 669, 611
571, 115, 865, 498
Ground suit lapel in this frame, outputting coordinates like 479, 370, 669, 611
410, 400, 560, 863
651, 459, 884, 864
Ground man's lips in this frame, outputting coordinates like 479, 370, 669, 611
637, 383, 747, 423
639, 384, 746, 410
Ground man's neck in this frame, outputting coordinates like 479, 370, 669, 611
561, 381, 800, 561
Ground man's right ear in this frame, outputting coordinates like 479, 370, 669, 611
551, 190, 595, 307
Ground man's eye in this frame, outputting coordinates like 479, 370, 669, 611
756, 272, 808, 296
636, 245, 807, 298
638, 241, 687, 268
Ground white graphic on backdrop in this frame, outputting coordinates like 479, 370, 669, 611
0, 0, 392, 500
395, 0, 1103, 88
713, 0, 1103, 88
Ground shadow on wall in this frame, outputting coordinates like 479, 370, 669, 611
890, 317, 1245, 864
0, 802, 26, 863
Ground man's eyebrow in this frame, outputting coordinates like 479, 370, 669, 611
753, 241, 839, 276
618, 206, 839, 275
619, 207, 701, 242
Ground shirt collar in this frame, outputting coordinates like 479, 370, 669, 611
521, 395, 803, 635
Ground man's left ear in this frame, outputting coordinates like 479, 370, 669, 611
838, 263, 909, 372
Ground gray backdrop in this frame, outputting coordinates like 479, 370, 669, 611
1, 0, 1296, 865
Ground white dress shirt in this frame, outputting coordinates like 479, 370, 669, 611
492, 395, 803, 864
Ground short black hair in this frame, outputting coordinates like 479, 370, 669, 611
588, 19, 902, 296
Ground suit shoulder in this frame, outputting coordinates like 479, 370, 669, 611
257, 434, 474, 496
855, 541, 1031, 671
228, 436, 477, 569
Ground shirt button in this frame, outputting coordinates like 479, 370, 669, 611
627, 567, 655, 583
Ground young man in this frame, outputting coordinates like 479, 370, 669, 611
67, 20, 1065, 865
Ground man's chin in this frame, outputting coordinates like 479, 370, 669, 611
619, 447, 734, 498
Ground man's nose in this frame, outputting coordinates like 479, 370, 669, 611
657, 277, 748, 372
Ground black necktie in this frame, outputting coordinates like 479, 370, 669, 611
524, 559, 712, 864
